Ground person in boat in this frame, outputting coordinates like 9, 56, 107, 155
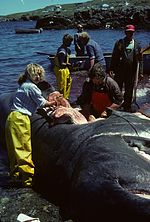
109, 24, 143, 112
74, 23, 85, 56
54, 34, 73, 100
5, 63, 56, 188
76, 63, 123, 120
78, 32, 106, 71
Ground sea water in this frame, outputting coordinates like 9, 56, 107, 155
0, 20, 149, 104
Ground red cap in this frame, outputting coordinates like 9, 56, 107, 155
125, 24, 135, 32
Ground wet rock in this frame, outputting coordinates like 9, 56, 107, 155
86, 18, 103, 29
36, 16, 72, 30
0, 148, 63, 222
0, 187, 62, 222
35, 7, 150, 30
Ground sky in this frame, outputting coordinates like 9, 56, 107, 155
0, 0, 91, 16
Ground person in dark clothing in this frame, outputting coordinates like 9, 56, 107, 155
109, 24, 143, 112
74, 24, 85, 56
78, 32, 106, 71
76, 63, 123, 120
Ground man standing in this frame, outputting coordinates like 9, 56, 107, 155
54, 34, 73, 99
78, 32, 106, 71
74, 24, 85, 56
109, 24, 143, 112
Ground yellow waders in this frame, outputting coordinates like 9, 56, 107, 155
54, 66, 72, 99
5, 111, 34, 187
54, 53, 72, 99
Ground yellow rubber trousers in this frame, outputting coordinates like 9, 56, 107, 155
54, 66, 72, 99
5, 111, 34, 186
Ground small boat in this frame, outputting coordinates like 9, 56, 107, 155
36, 50, 150, 74
48, 52, 150, 74
48, 52, 112, 72
15, 28, 43, 34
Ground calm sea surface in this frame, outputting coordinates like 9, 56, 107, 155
0, 20, 150, 103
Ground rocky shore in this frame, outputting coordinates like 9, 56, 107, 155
35, 7, 150, 30
1, 4, 150, 31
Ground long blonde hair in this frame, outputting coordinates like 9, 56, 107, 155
18, 63, 45, 85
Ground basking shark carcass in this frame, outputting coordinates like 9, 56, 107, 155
0, 92, 150, 222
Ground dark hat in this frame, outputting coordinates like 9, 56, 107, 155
125, 24, 135, 32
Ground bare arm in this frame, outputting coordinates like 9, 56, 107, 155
89, 58, 95, 71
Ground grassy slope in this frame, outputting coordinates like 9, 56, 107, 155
1, 0, 150, 19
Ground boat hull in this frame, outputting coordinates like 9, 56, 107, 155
15, 28, 43, 34
49, 52, 149, 74
49, 52, 112, 72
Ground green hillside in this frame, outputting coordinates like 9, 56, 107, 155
1, 0, 150, 20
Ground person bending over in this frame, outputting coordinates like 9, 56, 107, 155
78, 32, 106, 71
76, 63, 123, 120
5, 63, 56, 188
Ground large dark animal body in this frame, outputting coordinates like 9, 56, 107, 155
0, 93, 150, 222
